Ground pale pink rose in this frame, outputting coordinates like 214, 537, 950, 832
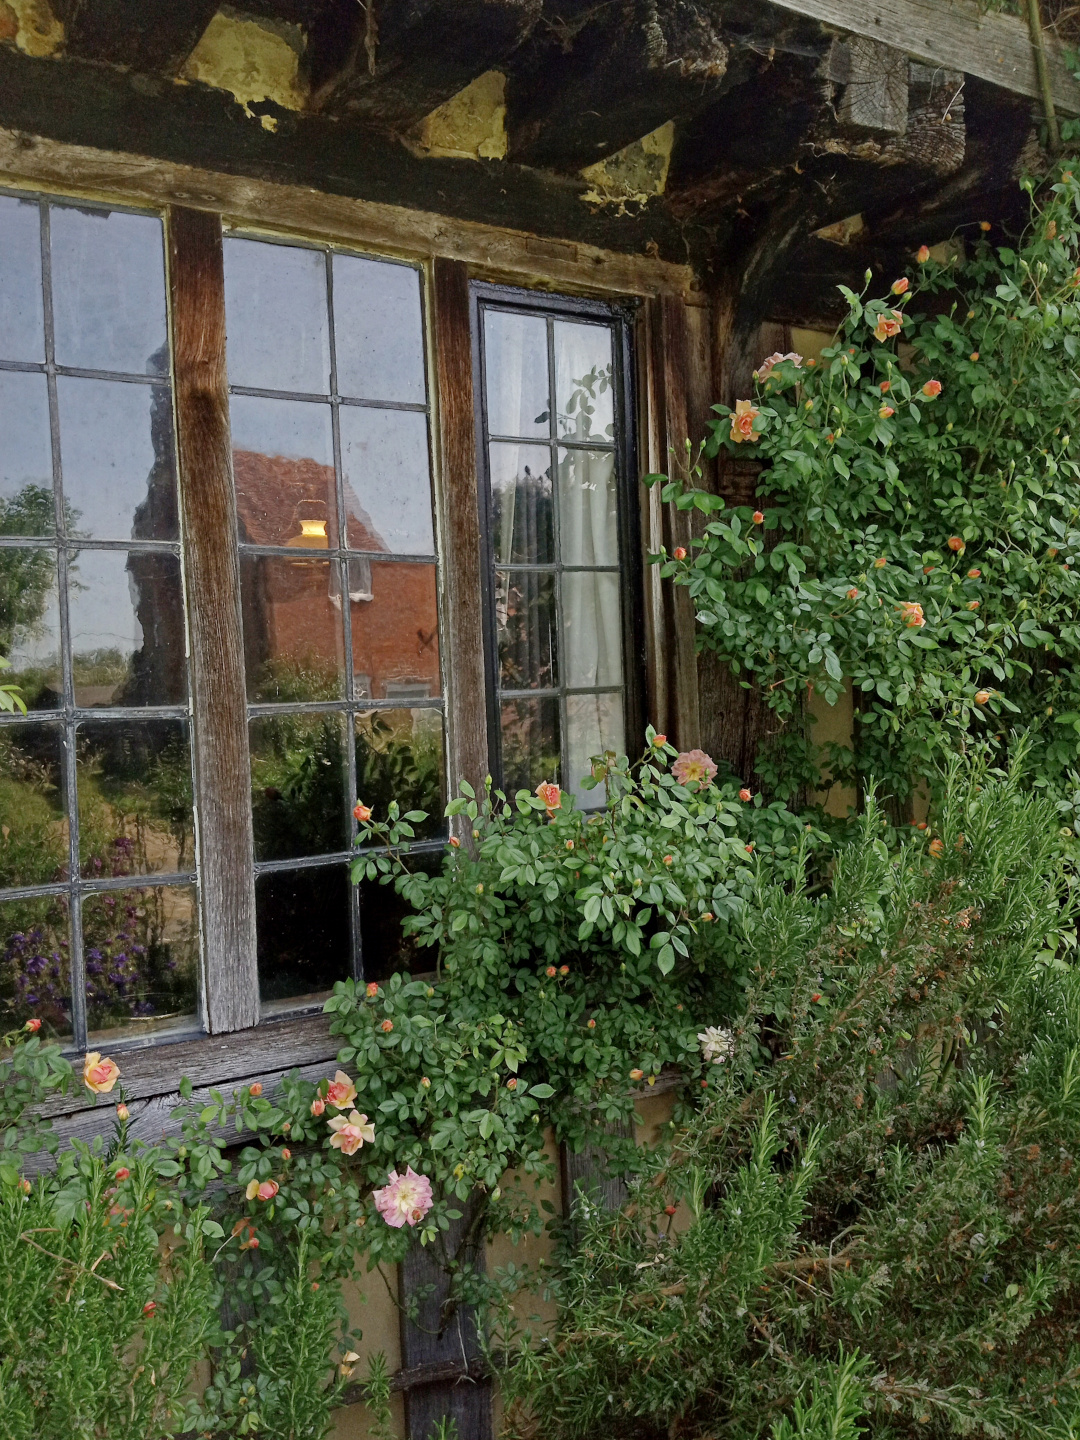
327, 1110, 376, 1156
325, 1070, 357, 1110
374, 1167, 434, 1228
82, 1052, 120, 1094
753, 351, 803, 382
671, 749, 718, 787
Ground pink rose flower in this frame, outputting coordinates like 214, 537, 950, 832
325, 1070, 357, 1110
328, 1110, 376, 1156
671, 749, 718, 787
753, 351, 803, 382
373, 1167, 434, 1228
246, 1178, 280, 1201
82, 1052, 120, 1094
24, 1018, 41, 1032
310, 1095, 326, 1117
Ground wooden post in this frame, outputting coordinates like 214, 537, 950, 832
167, 206, 260, 1034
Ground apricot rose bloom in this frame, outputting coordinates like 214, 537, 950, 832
730, 399, 760, 443
672, 749, 718, 786
917, 245, 930, 263
325, 1070, 358, 1110
898, 602, 925, 628
246, 1179, 280, 1201
374, 1167, 434, 1228
891, 277, 910, 295
353, 802, 372, 823
873, 310, 903, 343
535, 780, 562, 816
83, 1052, 120, 1094
24, 1018, 40, 1032
327, 1110, 376, 1156
947, 536, 966, 552
922, 379, 942, 398
310, 1096, 326, 1117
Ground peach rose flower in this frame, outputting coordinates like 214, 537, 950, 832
535, 780, 562, 816
328, 1110, 376, 1156
898, 602, 925, 628
671, 749, 718, 786
325, 1070, 357, 1111
83, 1052, 120, 1094
873, 310, 903, 343
353, 802, 372, 823
729, 399, 759, 444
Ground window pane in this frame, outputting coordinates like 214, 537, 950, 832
496, 569, 556, 690
333, 254, 425, 404
0, 894, 71, 1039
232, 395, 336, 547
250, 712, 348, 862
566, 692, 624, 806
0, 195, 44, 364
350, 561, 440, 701
58, 376, 177, 542
555, 319, 614, 442
354, 708, 445, 841
256, 864, 351, 1010
51, 206, 168, 376
224, 236, 330, 394
240, 554, 346, 703
562, 572, 623, 688
84, 884, 199, 1043
357, 852, 441, 982
0, 723, 67, 888
339, 406, 433, 555
69, 549, 187, 708
558, 447, 617, 566
1, 546, 60, 702
0, 372, 53, 537
484, 310, 549, 438
489, 443, 553, 565
76, 718, 193, 877
500, 696, 560, 796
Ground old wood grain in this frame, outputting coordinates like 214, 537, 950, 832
168, 206, 260, 1034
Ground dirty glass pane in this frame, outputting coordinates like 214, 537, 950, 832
339, 406, 433, 555
0, 723, 67, 888
484, 310, 549, 438
557, 447, 617, 566
500, 695, 560, 796
489, 443, 553, 566
51, 206, 168, 376
562, 572, 623, 688
84, 884, 199, 1042
68, 549, 187, 708
240, 554, 346, 703
333, 255, 425, 405
0, 893, 71, 1040
231, 394, 336, 547
0, 372, 53, 538
0, 546, 60, 702
224, 236, 330, 394
554, 319, 614, 442
349, 561, 440, 701
76, 718, 194, 877
0, 195, 44, 364
566, 691, 624, 807
249, 712, 348, 862
354, 708, 445, 841
357, 852, 441, 982
58, 376, 178, 542
256, 863, 351, 1009
495, 569, 556, 690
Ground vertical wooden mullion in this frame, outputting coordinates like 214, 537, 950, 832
167, 205, 259, 1034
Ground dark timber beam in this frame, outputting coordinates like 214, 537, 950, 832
56, 0, 220, 74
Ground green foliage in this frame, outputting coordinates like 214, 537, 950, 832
652, 164, 1080, 813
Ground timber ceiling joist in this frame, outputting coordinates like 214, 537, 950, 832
0, 0, 1075, 315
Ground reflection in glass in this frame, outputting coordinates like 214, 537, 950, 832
500, 696, 559, 796
250, 712, 348, 862
354, 708, 445, 841
334, 255, 425, 404
84, 884, 199, 1042
240, 554, 345, 703
51, 207, 168, 376
76, 718, 193, 877
58, 376, 177, 542
0, 894, 71, 1039
562, 572, 623, 688
484, 310, 549, 438
0, 195, 44, 364
0, 723, 67, 888
557, 447, 617, 566
0, 371, 53, 534
555, 320, 614, 441
350, 561, 440, 701
69, 550, 187, 707
0, 547, 60, 704
339, 406, 433, 555
223, 237, 330, 394
358, 852, 441, 982
257, 864, 351, 1008
489, 443, 553, 566
566, 691, 624, 807
231, 395, 336, 549
496, 569, 556, 690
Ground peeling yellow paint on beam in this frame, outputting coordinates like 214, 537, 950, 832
180, 8, 306, 130
414, 70, 507, 161
579, 121, 674, 212
0, 0, 63, 58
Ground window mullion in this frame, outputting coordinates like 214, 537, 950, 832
166, 205, 260, 1034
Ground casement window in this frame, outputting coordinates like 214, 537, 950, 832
0, 182, 645, 1059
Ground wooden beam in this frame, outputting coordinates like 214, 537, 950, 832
58, 0, 220, 73
764, 0, 1080, 115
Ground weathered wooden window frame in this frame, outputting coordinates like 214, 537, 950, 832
0, 130, 700, 1115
